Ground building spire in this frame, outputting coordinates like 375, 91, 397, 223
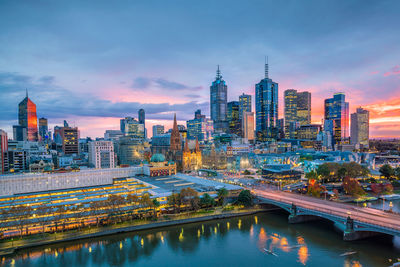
264, 56, 269, 79
195, 137, 200, 152
26, 88, 28, 98
216, 65, 222, 79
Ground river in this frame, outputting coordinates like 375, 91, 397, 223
2, 211, 400, 267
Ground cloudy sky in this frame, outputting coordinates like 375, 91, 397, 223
0, 0, 399, 138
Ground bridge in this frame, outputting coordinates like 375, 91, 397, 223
253, 189, 400, 241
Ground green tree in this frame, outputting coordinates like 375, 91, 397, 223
379, 164, 394, 179
305, 170, 318, 180
237, 190, 253, 207
217, 187, 229, 206
200, 193, 215, 208
394, 167, 400, 179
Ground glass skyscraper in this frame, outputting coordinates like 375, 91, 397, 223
227, 101, 240, 136
210, 66, 228, 133
350, 107, 369, 148
187, 110, 213, 141
255, 61, 278, 141
296, 91, 311, 125
239, 93, 252, 119
284, 89, 297, 138
18, 92, 38, 142
324, 93, 349, 144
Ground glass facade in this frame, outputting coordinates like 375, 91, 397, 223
18, 96, 38, 142
296, 91, 311, 125
210, 66, 228, 132
284, 89, 297, 138
324, 93, 349, 144
255, 77, 278, 141
187, 110, 214, 141
227, 101, 240, 136
350, 107, 369, 148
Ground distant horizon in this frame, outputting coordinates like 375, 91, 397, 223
1, 1, 399, 138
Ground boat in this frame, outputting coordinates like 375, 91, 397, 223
263, 248, 278, 257
380, 194, 400, 200
340, 251, 357, 257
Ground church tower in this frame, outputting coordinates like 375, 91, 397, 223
170, 113, 181, 152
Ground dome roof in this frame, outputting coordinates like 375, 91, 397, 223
151, 153, 165, 162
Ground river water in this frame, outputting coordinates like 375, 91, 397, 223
2, 211, 400, 267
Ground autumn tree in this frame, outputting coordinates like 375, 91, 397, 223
342, 177, 366, 197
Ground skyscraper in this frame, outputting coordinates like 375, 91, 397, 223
351, 107, 369, 148
39, 117, 49, 141
255, 58, 278, 141
324, 93, 349, 145
227, 101, 240, 135
284, 89, 297, 138
0, 129, 7, 174
18, 91, 38, 141
242, 112, 255, 141
296, 91, 311, 125
210, 66, 228, 133
239, 93, 252, 119
60, 126, 80, 155
186, 110, 213, 141
138, 109, 146, 138
152, 125, 165, 137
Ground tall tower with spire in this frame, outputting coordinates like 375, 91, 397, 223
210, 65, 228, 133
18, 90, 38, 141
255, 57, 279, 141
170, 113, 181, 152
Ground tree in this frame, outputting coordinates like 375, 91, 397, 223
380, 164, 394, 179
342, 177, 366, 197
200, 193, 215, 208
307, 179, 326, 198
237, 190, 253, 207
394, 167, 400, 179
179, 187, 198, 210
167, 193, 181, 213
217, 188, 229, 206
107, 195, 126, 223
54, 206, 67, 231
151, 199, 160, 217
10, 205, 33, 238
305, 170, 318, 181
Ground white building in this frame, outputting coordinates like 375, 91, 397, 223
242, 111, 254, 141
89, 141, 115, 169
351, 107, 369, 149
0, 166, 144, 196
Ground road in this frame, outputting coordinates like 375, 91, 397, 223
253, 189, 400, 232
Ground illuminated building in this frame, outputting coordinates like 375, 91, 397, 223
255, 58, 278, 141
202, 145, 227, 170
123, 118, 145, 139
242, 111, 254, 141
12, 125, 27, 141
239, 93, 252, 119
3, 150, 29, 173
38, 117, 49, 141
116, 136, 149, 165
297, 124, 322, 140
89, 141, 116, 169
59, 126, 79, 155
210, 66, 228, 133
351, 107, 369, 148
0, 130, 7, 174
104, 130, 124, 141
152, 125, 165, 137
227, 101, 241, 135
324, 93, 349, 145
284, 89, 297, 138
138, 109, 146, 139
18, 91, 38, 142
146, 154, 176, 177
296, 91, 311, 125
186, 110, 213, 141
182, 138, 202, 171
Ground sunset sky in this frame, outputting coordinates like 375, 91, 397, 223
0, 0, 399, 138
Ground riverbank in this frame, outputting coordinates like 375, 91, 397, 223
0, 207, 267, 257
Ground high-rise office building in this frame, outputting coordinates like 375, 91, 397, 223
18, 91, 38, 142
242, 112, 255, 141
351, 107, 369, 148
227, 101, 241, 135
284, 89, 297, 138
324, 93, 349, 145
89, 141, 115, 169
296, 91, 311, 125
138, 109, 146, 138
239, 94, 252, 119
255, 59, 278, 141
210, 66, 228, 132
152, 125, 165, 137
0, 130, 7, 174
39, 117, 49, 141
186, 110, 214, 141
104, 130, 124, 141
60, 126, 80, 155
121, 117, 145, 139
12, 125, 27, 141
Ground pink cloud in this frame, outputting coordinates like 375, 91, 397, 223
384, 65, 400, 77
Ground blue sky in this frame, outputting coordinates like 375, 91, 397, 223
0, 0, 399, 137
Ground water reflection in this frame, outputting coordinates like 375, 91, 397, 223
3, 213, 400, 267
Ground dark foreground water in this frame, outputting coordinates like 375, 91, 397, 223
2, 211, 400, 267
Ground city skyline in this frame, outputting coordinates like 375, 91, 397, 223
0, 1, 399, 138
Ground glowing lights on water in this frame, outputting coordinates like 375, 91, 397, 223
54, 251, 58, 258
119, 242, 123, 250
227, 222, 230, 230
161, 235, 164, 244
254, 216, 258, 224
179, 229, 184, 241
214, 226, 217, 234
202, 224, 204, 233
238, 219, 242, 229
298, 245, 308, 265
10, 259, 15, 266
250, 225, 254, 238
88, 247, 92, 253
198, 229, 201, 238
141, 238, 144, 247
